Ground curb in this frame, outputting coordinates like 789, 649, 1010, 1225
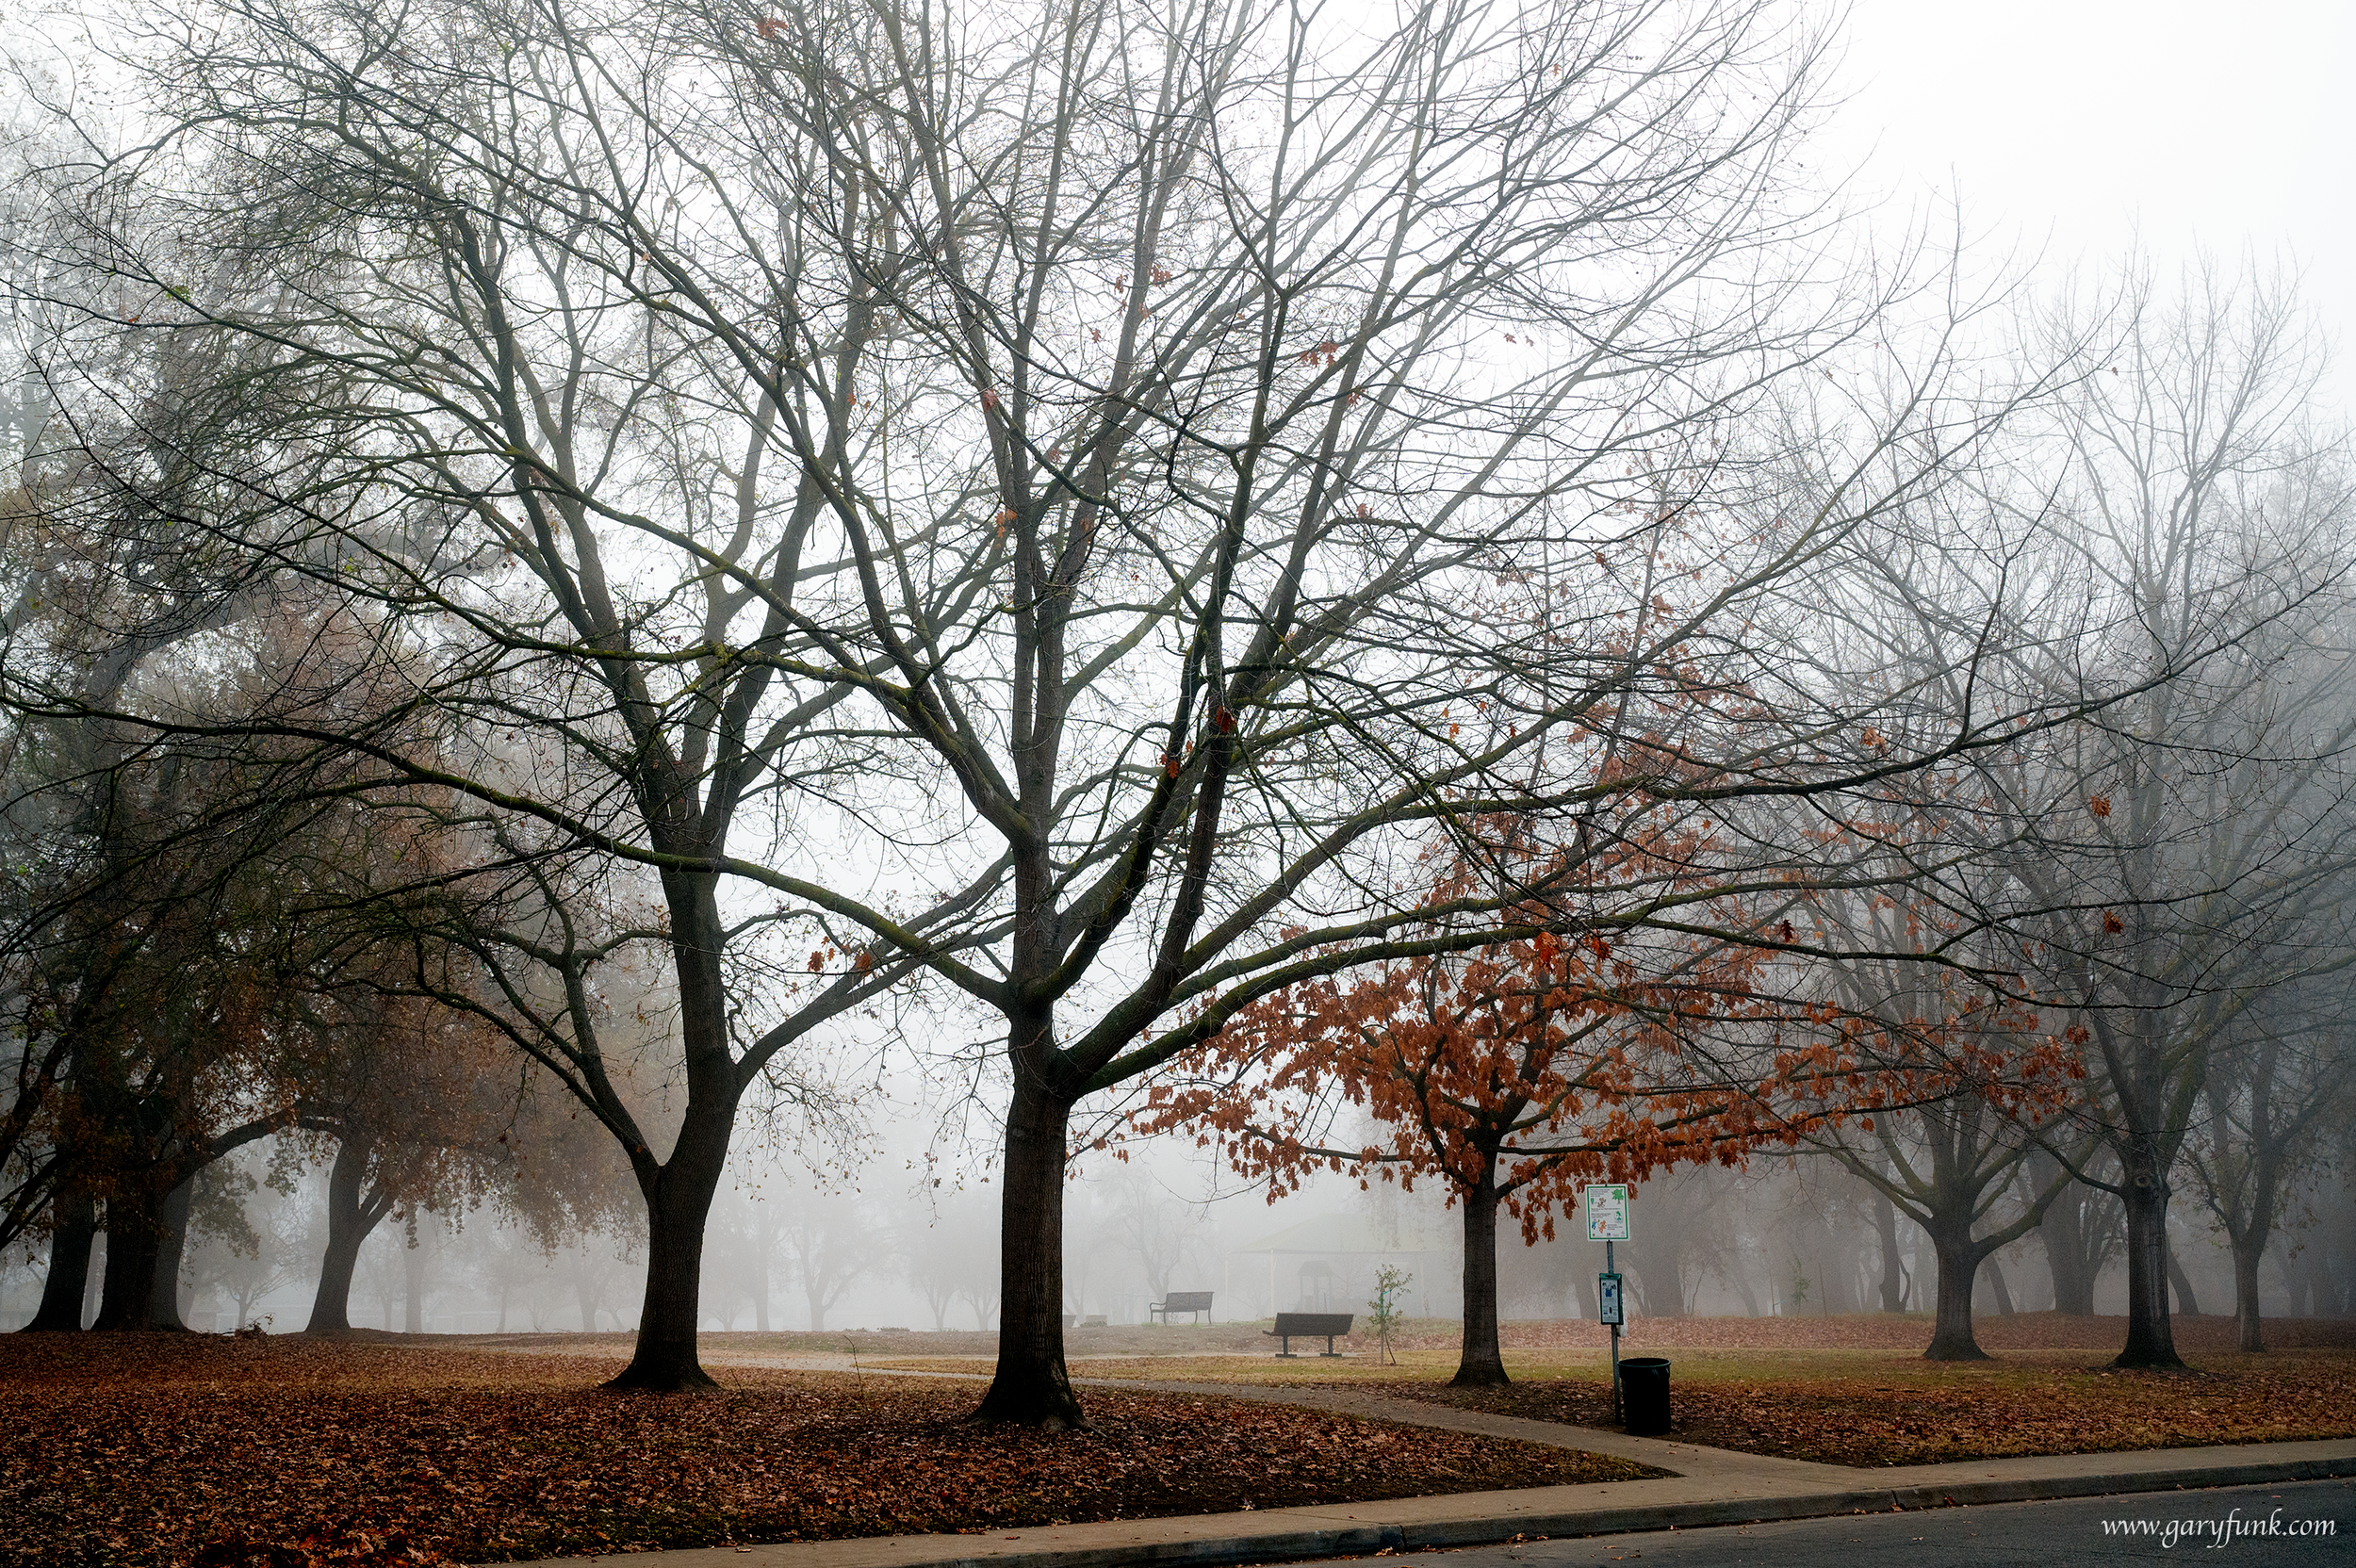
501, 1452, 2355, 1568
1387, 1457, 2356, 1555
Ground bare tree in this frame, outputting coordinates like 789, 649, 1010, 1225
11, 0, 2158, 1423
2184, 979, 2356, 1350
777, 1186, 875, 1332
1996, 261, 2356, 1368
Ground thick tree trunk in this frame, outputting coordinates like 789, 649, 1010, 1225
2041, 1204, 2098, 1315
25, 1187, 97, 1331
306, 1135, 389, 1336
1922, 1222, 1989, 1361
1450, 1163, 1509, 1388
1875, 1192, 1906, 1312
2112, 1162, 2184, 1368
974, 1074, 1085, 1428
145, 1177, 195, 1331
94, 1190, 165, 1331
605, 874, 739, 1391
606, 1128, 730, 1389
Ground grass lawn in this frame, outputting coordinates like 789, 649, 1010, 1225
1378, 1347, 2356, 1465
884, 1338, 2356, 1468
0, 1333, 1654, 1568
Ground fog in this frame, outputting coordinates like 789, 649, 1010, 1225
13, 1112, 2349, 1338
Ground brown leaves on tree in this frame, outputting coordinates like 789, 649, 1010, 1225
1135, 825, 1852, 1241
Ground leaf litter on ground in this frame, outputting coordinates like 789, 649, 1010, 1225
1373, 1345, 2356, 1465
0, 1334, 1655, 1568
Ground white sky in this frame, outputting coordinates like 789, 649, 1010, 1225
1823, 0, 2355, 413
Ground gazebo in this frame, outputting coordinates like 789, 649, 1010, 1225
1224, 1212, 1451, 1320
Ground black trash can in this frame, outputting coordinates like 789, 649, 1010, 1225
1620, 1356, 1671, 1436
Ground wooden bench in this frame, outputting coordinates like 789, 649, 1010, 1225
1266, 1311, 1353, 1357
1149, 1290, 1214, 1325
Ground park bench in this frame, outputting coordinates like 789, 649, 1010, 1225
1265, 1311, 1353, 1357
1149, 1290, 1214, 1325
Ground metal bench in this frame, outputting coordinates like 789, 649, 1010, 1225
1149, 1290, 1214, 1325
1266, 1311, 1353, 1357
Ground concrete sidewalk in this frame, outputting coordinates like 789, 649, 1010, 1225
492, 1373, 2356, 1568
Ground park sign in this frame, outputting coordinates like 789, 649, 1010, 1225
1583, 1183, 1630, 1241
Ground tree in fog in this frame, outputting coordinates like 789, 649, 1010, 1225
1107, 1165, 1205, 1312
1142, 871, 1887, 1386
183, 1158, 307, 1330
1795, 888, 2082, 1359
777, 1187, 876, 1333
9, 0, 2185, 1422
1989, 265, 2356, 1368
0, 306, 349, 1325
2184, 977, 2356, 1350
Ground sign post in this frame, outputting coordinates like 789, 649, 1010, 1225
1584, 1184, 1631, 1423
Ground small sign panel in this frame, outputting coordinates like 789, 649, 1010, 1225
1598, 1271, 1625, 1326
1584, 1183, 1630, 1241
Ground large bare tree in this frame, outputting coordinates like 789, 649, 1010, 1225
8, 0, 2141, 1420
1991, 263, 2356, 1369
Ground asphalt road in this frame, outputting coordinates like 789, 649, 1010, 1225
1310, 1479, 2356, 1566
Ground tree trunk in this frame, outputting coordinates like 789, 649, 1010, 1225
605, 875, 739, 1392
2232, 1234, 2266, 1352
1922, 1220, 1989, 1361
2032, 1152, 2098, 1315
1986, 1257, 2017, 1317
94, 1190, 165, 1331
2041, 1202, 2098, 1315
25, 1186, 97, 1331
83, 1234, 106, 1327
605, 1085, 734, 1387
1875, 1192, 1906, 1312
402, 1233, 426, 1333
306, 1135, 389, 1336
2167, 1241, 2201, 1317
974, 1072, 1085, 1428
575, 1268, 600, 1332
2112, 1161, 2184, 1368
145, 1177, 195, 1331
1449, 1162, 1509, 1388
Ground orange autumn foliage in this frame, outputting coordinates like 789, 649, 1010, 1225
1137, 827, 2078, 1250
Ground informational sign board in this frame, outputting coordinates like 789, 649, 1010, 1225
1597, 1271, 1625, 1327
1583, 1183, 1630, 1241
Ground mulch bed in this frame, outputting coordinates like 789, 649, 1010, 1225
0, 1334, 1653, 1568
1378, 1350, 2356, 1466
